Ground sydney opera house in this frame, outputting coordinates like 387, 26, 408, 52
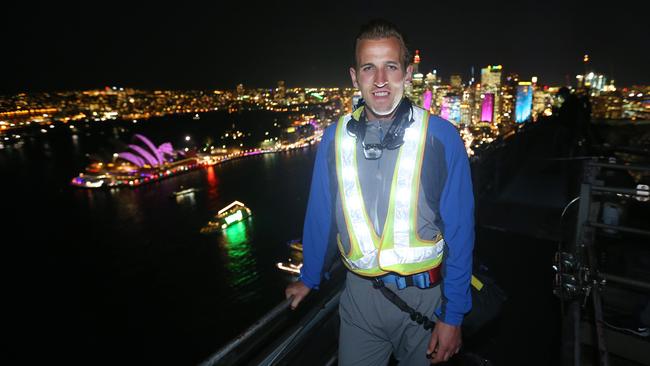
71, 134, 206, 188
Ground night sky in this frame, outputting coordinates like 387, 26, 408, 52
2, 1, 648, 94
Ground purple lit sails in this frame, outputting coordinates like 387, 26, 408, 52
115, 135, 177, 168
118, 152, 146, 167
134, 134, 165, 165
128, 144, 160, 167
158, 142, 175, 161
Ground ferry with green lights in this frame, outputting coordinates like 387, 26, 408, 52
200, 200, 252, 233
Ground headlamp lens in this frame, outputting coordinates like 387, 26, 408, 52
363, 143, 383, 160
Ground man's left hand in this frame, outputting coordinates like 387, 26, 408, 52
427, 321, 461, 364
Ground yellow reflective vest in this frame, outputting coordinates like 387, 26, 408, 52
335, 105, 445, 277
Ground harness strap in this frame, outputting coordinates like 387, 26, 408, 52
371, 278, 436, 331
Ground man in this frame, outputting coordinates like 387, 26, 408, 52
285, 19, 474, 365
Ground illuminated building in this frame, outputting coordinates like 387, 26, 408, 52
481, 65, 502, 123
423, 70, 439, 111
460, 101, 471, 126
412, 49, 421, 75
450, 74, 463, 89
481, 93, 494, 122
582, 54, 590, 86
422, 90, 433, 111
468, 66, 476, 86
460, 89, 473, 126
275, 80, 286, 103
500, 93, 515, 124
117, 134, 175, 168
481, 65, 502, 90
440, 94, 461, 124
71, 134, 204, 188
515, 82, 533, 123
440, 98, 450, 120
576, 54, 610, 96
425, 71, 438, 86
499, 73, 520, 124
591, 92, 623, 119
470, 84, 482, 124
413, 72, 424, 86
409, 50, 425, 104
532, 89, 552, 120
432, 85, 450, 116
589, 73, 607, 94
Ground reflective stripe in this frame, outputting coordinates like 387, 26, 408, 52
379, 237, 444, 267
392, 112, 421, 249
337, 114, 379, 270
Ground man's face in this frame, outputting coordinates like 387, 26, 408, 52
350, 37, 412, 120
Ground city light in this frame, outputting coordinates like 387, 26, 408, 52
1, 58, 647, 166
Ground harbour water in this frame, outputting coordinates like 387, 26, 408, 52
3, 112, 317, 364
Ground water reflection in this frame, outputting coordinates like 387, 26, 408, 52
205, 166, 219, 202
71, 134, 81, 156
220, 219, 259, 301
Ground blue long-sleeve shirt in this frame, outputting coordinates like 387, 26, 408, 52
300, 114, 474, 326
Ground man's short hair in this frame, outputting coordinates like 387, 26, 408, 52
353, 19, 411, 71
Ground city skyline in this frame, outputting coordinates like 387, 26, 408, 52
2, 1, 649, 94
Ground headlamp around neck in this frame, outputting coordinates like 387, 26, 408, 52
346, 98, 414, 160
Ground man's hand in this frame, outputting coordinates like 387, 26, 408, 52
427, 321, 462, 363
285, 281, 311, 310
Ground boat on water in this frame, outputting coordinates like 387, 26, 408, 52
200, 200, 252, 233
277, 239, 303, 275
276, 258, 302, 275
170, 186, 200, 198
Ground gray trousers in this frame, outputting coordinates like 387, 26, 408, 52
338, 271, 442, 366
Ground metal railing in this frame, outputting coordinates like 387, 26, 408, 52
199, 298, 293, 366
199, 262, 345, 366
555, 157, 650, 366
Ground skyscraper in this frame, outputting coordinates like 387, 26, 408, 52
460, 89, 472, 126
515, 82, 533, 123
422, 89, 433, 111
481, 65, 502, 90
409, 50, 425, 103
481, 65, 503, 123
532, 88, 551, 120
441, 94, 461, 124
481, 93, 494, 123
450, 74, 463, 89
412, 49, 421, 75
500, 73, 519, 124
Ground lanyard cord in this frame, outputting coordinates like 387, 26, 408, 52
371, 278, 436, 331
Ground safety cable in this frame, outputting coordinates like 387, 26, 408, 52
371, 278, 436, 331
